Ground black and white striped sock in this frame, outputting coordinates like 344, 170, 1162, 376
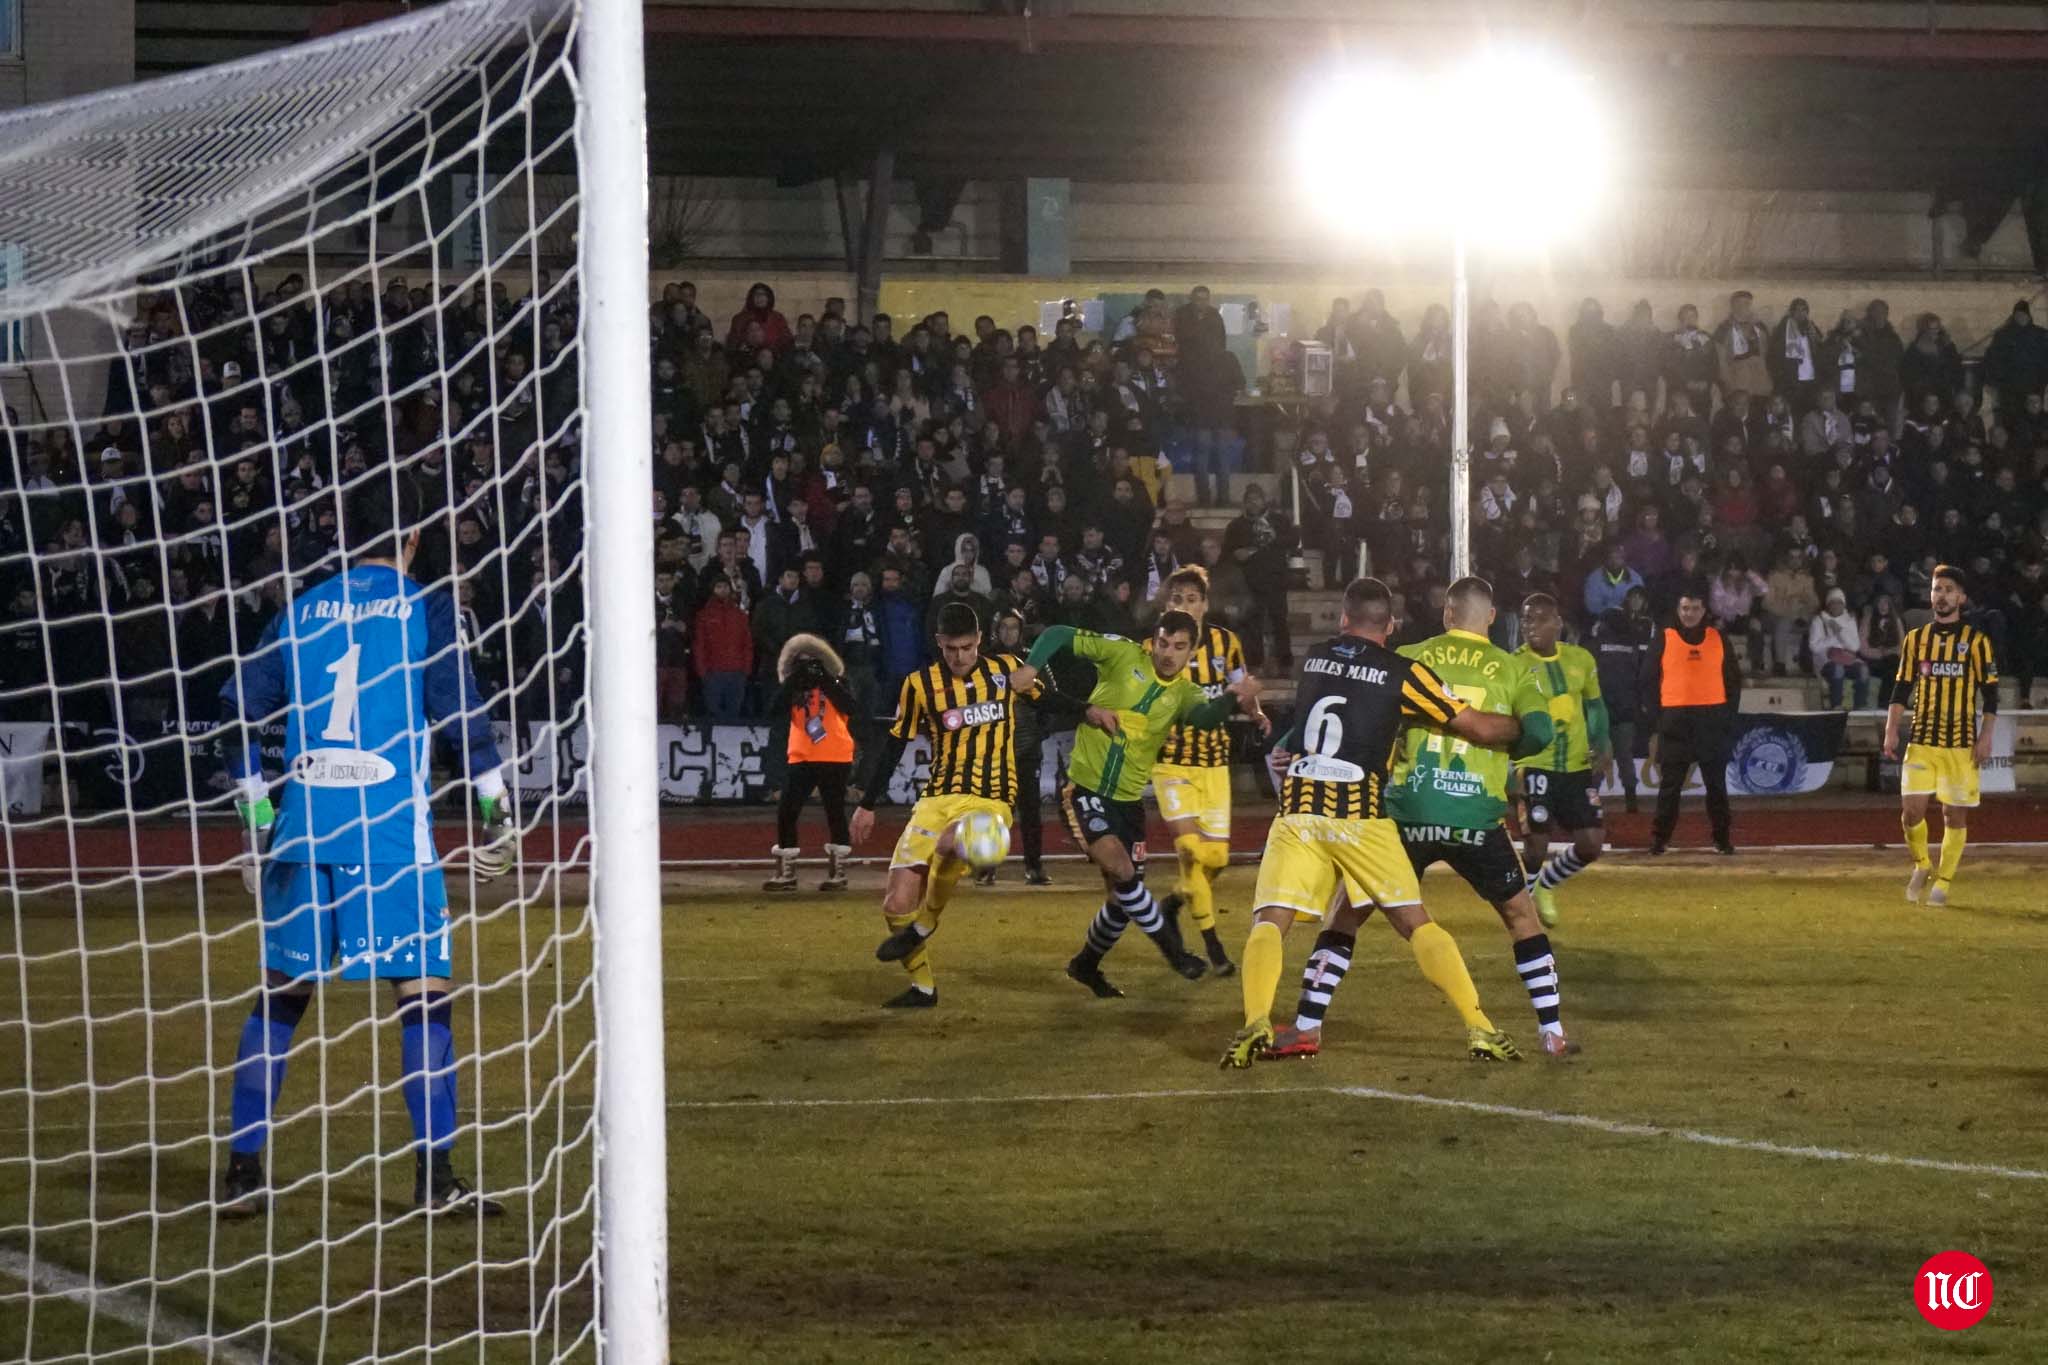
1115, 876, 1165, 937
1513, 933, 1563, 1036
1293, 930, 1355, 1032
1083, 903, 1128, 958
1535, 847, 1588, 891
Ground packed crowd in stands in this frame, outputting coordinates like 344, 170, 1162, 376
0, 269, 588, 746
4, 273, 2047, 758
667, 281, 2048, 718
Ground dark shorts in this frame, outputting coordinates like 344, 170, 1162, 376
1520, 768, 1603, 834
1398, 824, 1528, 906
1061, 782, 1145, 858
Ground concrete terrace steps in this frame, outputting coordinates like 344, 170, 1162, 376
1165, 472, 1285, 510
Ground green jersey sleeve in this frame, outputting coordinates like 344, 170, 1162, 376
1508, 662, 1556, 760
1073, 632, 1142, 670
1023, 624, 1077, 668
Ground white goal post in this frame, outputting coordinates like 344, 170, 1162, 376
0, 0, 667, 1359
577, 0, 669, 1359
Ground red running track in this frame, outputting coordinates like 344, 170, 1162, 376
5, 797, 2043, 871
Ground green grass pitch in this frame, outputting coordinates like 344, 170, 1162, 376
3, 848, 2045, 1361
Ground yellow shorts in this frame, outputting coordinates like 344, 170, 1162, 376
890, 794, 1011, 870
1153, 763, 1232, 841
1901, 743, 1980, 808
1251, 814, 1420, 918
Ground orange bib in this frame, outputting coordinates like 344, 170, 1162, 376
1659, 628, 1727, 708
788, 689, 854, 763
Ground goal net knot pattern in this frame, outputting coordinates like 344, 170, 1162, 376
0, 1, 615, 1359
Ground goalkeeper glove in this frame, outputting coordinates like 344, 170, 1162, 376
235, 790, 275, 898
471, 778, 516, 881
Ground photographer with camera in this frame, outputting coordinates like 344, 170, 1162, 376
765, 634, 864, 894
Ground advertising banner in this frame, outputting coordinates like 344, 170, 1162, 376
496, 721, 1076, 806
0, 724, 50, 816
1596, 711, 1849, 798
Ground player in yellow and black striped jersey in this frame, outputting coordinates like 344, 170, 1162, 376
1882, 566, 2000, 907
1148, 567, 1270, 975
1221, 577, 1528, 1070
851, 602, 1035, 1007
886, 655, 1023, 804
1276, 654, 1466, 821
1894, 620, 1998, 750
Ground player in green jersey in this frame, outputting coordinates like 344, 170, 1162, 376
1264, 577, 1582, 1061
1009, 613, 1260, 998
1514, 593, 1612, 928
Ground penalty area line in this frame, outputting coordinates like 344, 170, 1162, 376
1325, 1085, 2048, 1183
0, 1248, 275, 1365
674, 1083, 2048, 1184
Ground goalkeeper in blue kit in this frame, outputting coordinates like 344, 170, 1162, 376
216, 476, 512, 1220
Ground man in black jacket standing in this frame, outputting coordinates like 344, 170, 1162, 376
1640, 585, 1744, 854
1174, 286, 1227, 362
1591, 585, 1656, 813
1983, 299, 2048, 416
1180, 341, 1244, 509
1857, 299, 1905, 435
1221, 483, 1297, 672
985, 609, 1069, 887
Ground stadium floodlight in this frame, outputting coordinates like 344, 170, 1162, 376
1295, 47, 1614, 578
0, 0, 667, 1360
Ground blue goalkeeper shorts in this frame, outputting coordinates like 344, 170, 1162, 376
260, 861, 453, 983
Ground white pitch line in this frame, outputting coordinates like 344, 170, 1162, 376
672, 1085, 1299, 1111
0, 1248, 272, 1365
1324, 1085, 2048, 1182
671, 1083, 2048, 1184
9, 1084, 2046, 1185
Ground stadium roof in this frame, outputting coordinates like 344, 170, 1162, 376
138, 1, 2048, 198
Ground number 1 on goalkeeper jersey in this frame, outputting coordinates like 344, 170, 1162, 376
223, 556, 512, 982
214, 478, 509, 1219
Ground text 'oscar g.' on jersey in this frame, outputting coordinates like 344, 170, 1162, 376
1389, 629, 1548, 831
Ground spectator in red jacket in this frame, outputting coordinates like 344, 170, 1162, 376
1712, 464, 1765, 563
693, 576, 755, 721
727, 281, 792, 353
1757, 462, 1802, 522
981, 356, 1040, 446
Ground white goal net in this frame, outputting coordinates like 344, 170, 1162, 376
0, 0, 664, 1359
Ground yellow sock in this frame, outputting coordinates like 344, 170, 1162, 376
1174, 834, 1216, 931
1240, 920, 1284, 1026
1410, 921, 1494, 1033
917, 855, 968, 934
1937, 825, 1967, 884
1903, 818, 1931, 871
885, 911, 935, 992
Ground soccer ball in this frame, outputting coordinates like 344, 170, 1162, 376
955, 810, 1011, 872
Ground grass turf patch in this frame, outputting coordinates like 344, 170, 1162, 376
2, 849, 2043, 1360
